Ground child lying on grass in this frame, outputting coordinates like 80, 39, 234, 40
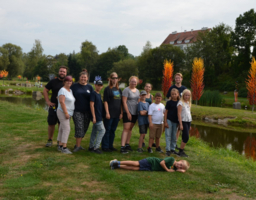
109, 157, 189, 173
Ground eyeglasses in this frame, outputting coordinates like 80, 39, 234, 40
111, 77, 118, 79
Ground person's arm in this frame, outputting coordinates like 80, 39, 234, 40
90, 101, 96, 124
119, 106, 123, 119
151, 94, 153, 102
104, 101, 110, 119
164, 109, 169, 128
122, 96, 131, 121
160, 160, 175, 172
59, 95, 69, 119
140, 110, 147, 116
176, 169, 186, 173
43, 87, 55, 107
178, 105, 183, 130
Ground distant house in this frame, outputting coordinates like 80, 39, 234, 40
161, 27, 211, 51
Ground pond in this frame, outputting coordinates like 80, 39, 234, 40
0, 94, 255, 161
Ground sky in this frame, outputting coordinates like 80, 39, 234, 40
0, 0, 255, 57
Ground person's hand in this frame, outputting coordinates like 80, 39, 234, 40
47, 101, 55, 107
164, 123, 169, 128
119, 113, 123, 120
127, 113, 132, 121
65, 113, 70, 119
93, 117, 96, 124
149, 123, 154, 129
106, 113, 110, 119
179, 124, 183, 130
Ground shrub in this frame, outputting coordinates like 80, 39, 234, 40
238, 87, 248, 98
196, 90, 223, 107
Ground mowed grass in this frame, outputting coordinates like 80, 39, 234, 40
0, 101, 256, 199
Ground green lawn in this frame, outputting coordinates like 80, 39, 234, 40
0, 101, 256, 199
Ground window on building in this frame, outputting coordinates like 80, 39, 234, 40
170, 41, 174, 44
185, 40, 190, 43
177, 41, 182, 44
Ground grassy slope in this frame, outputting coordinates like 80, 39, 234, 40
0, 101, 256, 199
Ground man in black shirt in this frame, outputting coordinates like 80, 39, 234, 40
43, 66, 67, 147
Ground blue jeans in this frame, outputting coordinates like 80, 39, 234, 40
89, 121, 106, 149
165, 119, 178, 151
102, 118, 120, 149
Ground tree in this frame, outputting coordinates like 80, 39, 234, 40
116, 45, 129, 59
246, 57, 256, 112
162, 60, 174, 97
107, 59, 138, 83
186, 23, 234, 88
2, 43, 24, 77
80, 40, 98, 77
33, 56, 50, 81
23, 40, 44, 79
191, 58, 205, 105
231, 9, 256, 74
68, 52, 83, 81
137, 44, 185, 89
142, 41, 152, 54
0, 47, 10, 70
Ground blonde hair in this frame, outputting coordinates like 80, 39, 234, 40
108, 72, 119, 89
180, 89, 192, 107
169, 88, 180, 101
174, 73, 183, 79
182, 160, 190, 171
129, 76, 139, 83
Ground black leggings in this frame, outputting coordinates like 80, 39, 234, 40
182, 122, 191, 143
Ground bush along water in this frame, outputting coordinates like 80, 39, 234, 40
195, 90, 223, 107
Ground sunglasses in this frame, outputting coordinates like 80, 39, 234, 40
111, 77, 118, 79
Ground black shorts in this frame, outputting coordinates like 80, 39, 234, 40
139, 159, 152, 171
139, 124, 148, 134
123, 112, 138, 124
47, 106, 60, 125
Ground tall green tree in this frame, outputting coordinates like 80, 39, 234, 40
108, 59, 138, 83
80, 40, 98, 77
186, 23, 234, 88
33, 56, 49, 81
231, 9, 256, 75
23, 40, 44, 79
0, 47, 10, 70
2, 43, 24, 77
137, 44, 185, 89
68, 52, 82, 81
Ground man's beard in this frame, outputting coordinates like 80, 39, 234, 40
58, 74, 65, 80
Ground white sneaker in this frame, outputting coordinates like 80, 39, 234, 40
61, 148, 72, 154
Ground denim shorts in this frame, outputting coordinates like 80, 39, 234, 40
139, 159, 152, 171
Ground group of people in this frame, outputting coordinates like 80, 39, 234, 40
43, 66, 192, 172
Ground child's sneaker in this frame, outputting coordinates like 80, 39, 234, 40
94, 148, 102, 154
88, 147, 94, 152
170, 150, 178, 155
57, 145, 62, 152
61, 148, 72, 154
148, 147, 153, 153
178, 151, 188, 157
125, 144, 133, 151
137, 148, 144, 153
120, 148, 129, 154
165, 151, 171, 156
45, 140, 52, 147
156, 147, 164, 153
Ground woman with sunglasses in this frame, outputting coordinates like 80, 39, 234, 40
102, 72, 123, 152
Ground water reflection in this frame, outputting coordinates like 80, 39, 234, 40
0, 95, 46, 108
190, 124, 256, 161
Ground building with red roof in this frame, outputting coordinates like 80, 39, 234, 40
161, 27, 211, 51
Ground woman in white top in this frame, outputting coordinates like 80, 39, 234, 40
177, 89, 192, 158
57, 76, 76, 154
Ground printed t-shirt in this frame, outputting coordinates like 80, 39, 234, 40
71, 83, 94, 113
166, 85, 187, 99
90, 91, 103, 122
148, 103, 165, 124
146, 157, 177, 171
165, 100, 179, 123
122, 87, 140, 115
177, 101, 192, 122
103, 86, 122, 118
137, 102, 149, 125
57, 87, 76, 116
45, 78, 64, 105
